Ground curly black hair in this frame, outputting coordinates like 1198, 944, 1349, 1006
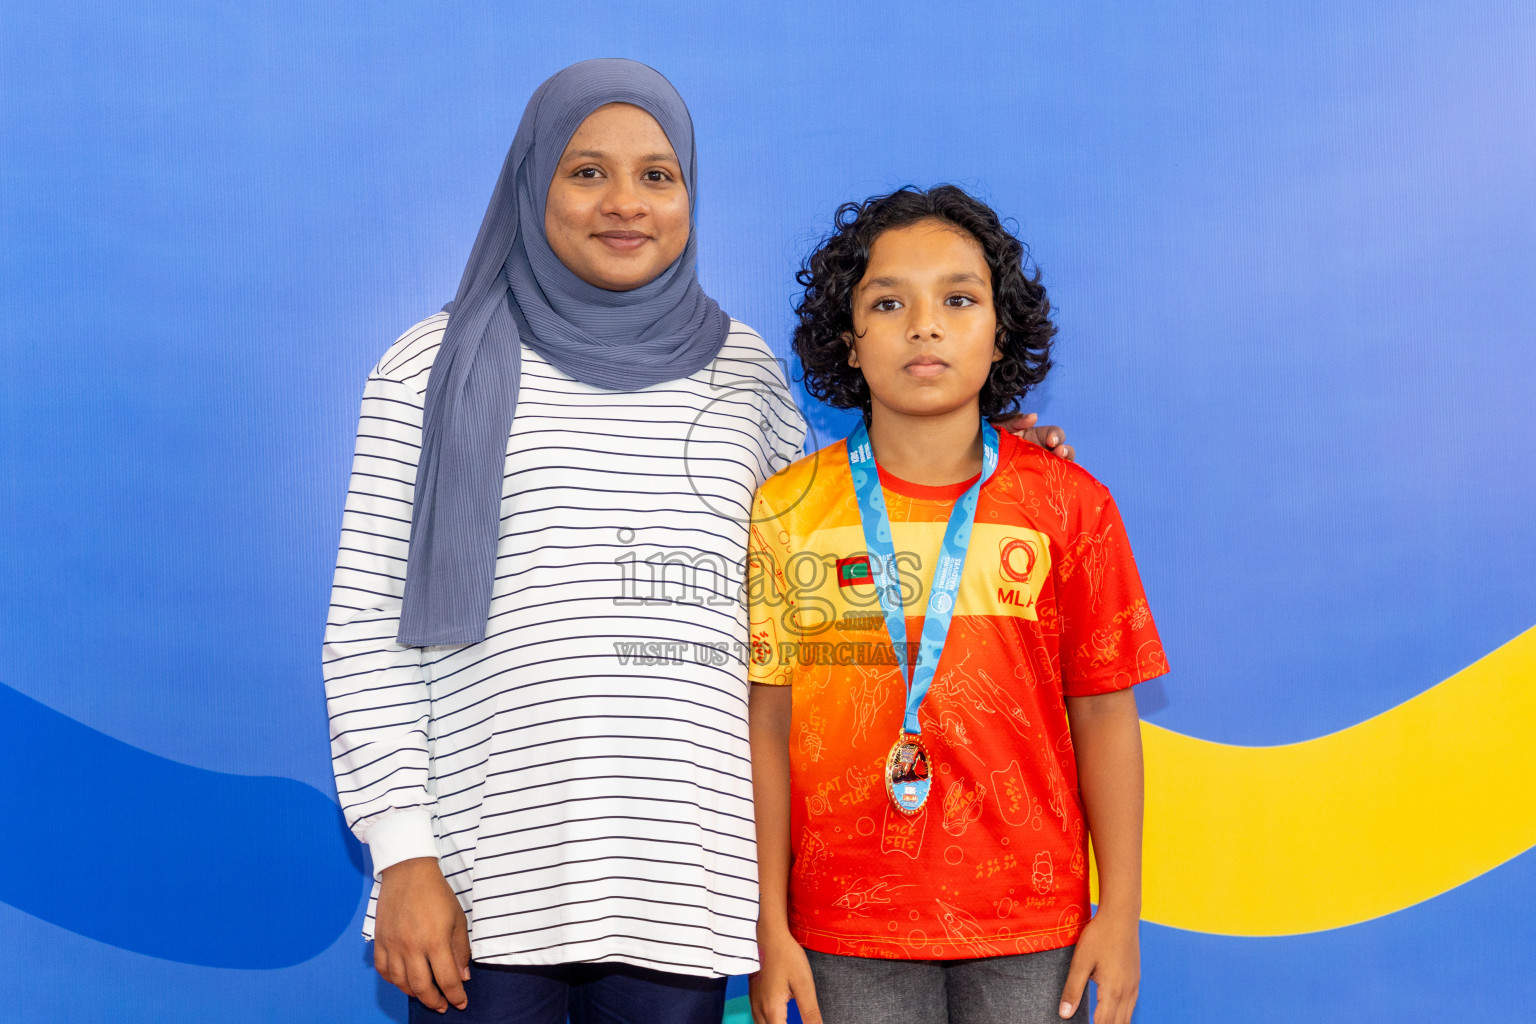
793, 185, 1055, 420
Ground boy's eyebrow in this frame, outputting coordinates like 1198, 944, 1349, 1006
859, 271, 988, 291
943, 271, 988, 286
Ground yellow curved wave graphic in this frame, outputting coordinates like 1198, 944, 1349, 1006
1093, 625, 1536, 935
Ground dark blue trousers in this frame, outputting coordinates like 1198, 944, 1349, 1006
407, 961, 728, 1024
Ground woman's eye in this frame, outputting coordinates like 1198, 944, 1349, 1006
643, 169, 672, 182
573, 166, 602, 179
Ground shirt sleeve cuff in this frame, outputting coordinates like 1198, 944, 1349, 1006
362, 808, 439, 878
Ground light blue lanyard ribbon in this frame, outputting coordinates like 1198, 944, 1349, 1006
846, 420, 1000, 736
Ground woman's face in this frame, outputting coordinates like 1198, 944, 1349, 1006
545, 103, 691, 291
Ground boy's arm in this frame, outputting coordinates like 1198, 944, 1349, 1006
1059, 688, 1144, 1024
749, 683, 823, 1024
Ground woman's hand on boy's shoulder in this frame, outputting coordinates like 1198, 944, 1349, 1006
750, 929, 823, 1024
1059, 908, 1140, 1024
993, 411, 1075, 462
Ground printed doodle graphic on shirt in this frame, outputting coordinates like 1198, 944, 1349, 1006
798, 705, 826, 764
935, 899, 1003, 957
880, 798, 928, 860
844, 763, 878, 805
989, 760, 1043, 831
1064, 523, 1115, 613
1069, 819, 1086, 879
795, 827, 831, 879
941, 777, 986, 837
1032, 851, 1055, 894
935, 649, 1032, 739
938, 707, 972, 749
831, 875, 910, 915
849, 665, 890, 744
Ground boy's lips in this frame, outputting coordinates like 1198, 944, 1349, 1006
593, 230, 650, 252
904, 355, 949, 378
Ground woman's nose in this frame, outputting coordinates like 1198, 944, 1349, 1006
600, 178, 647, 219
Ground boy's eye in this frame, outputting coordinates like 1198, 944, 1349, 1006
873, 298, 902, 312
946, 294, 978, 307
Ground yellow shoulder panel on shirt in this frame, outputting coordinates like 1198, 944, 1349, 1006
780, 523, 1053, 629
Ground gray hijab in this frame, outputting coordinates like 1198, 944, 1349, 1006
397, 59, 729, 646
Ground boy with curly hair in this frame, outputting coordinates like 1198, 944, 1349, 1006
748, 186, 1167, 1024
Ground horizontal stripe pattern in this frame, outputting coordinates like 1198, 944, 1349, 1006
324, 313, 805, 977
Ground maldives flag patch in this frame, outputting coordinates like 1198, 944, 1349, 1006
837, 555, 872, 587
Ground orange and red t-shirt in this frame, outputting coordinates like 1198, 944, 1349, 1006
748, 430, 1168, 960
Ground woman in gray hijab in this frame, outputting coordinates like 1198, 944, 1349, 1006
323, 58, 1070, 1023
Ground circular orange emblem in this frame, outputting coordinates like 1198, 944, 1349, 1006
999, 537, 1036, 582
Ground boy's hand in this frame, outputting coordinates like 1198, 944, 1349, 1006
1059, 910, 1139, 1024
750, 929, 823, 1024
992, 411, 1075, 462
374, 857, 471, 1014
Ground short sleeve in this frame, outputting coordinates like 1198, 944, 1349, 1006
1054, 491, 1169, 697
747, 487, 796, 686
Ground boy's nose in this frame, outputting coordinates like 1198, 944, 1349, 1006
907, 315, 943, 341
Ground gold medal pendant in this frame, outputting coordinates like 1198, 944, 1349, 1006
885, 732, 932, 815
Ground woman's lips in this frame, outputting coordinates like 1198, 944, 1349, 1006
594, 231, 649, 252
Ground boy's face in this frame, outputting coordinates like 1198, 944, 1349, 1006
847, 219, 1001, 421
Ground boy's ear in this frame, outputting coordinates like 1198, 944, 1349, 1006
843, 331, 860, 368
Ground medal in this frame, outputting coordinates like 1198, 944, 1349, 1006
847, 420, 1000, 814
886, 732, 932, 815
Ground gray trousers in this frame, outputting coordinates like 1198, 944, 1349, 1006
804, 945, 1087, 1024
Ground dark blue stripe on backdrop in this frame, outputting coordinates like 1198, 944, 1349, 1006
0, 681, 367, 968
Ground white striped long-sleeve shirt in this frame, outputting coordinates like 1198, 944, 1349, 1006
324, 313, 806, 977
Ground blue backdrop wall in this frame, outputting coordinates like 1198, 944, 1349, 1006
2, 2, 1533, 1021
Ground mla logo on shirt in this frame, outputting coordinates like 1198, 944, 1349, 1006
996, 536, 1042, 613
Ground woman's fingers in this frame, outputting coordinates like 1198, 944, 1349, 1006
991, 412, 1036, 438
748, 972, 787, 1024
428, 941, 468, 1011
405, 948, 447, 1012
377, 944, 415, 1002
1033, 425, 1069, 456
988, 412, 1077, 461
754, 990, 787, 1024
451, 916, 472, 982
